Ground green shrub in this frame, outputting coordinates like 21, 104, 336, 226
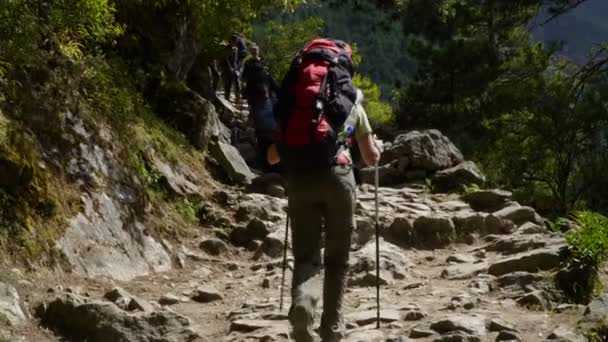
353, 74, 395, 129
556, 211, 608, 303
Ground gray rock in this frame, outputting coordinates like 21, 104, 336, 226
495, 272, 545, 289
516, 290, 552, 311
192, 286, 223, 303
266, 184, 285, 198
381, 130, 464, 171
410, 328, 435, 338
462, 189, 512, 212
103, 287, 153, 313
354, 217, 376, 247
488, 246, 564, 276
247, 173, 285, 196
496, 330, 522, 341
517, 222, 546, 234
0, 283, 26, 326
583, 293, 608, 323
349, 241, 411, 287
447, 254, 476, 264
359, 161, 404, 186
258, 234, 285, 259
159, 294, 181, 306
346, 309, 401, 326
488, 318, 517, 332
430, 315, 487, 336
142, 148, 201, 197
413, 216, 456, 248
484, 215, 518, 235
58, 193, 172, 282
453, 213, 487, 236
484, 235, 550, 255
432, 332, 482, 342
215, 94, 239, 122
39, 293, 200, 342
247, 218, 271, 240
346, 329, 386, 341
386, 216, 414, 245
229, 319, 283, 333
208, 141, 254, 184
492, 204, 544, 226
546, 326, 586, 342
442, 262, 489, 280
199, 238, 228, 256
403, 310, 427, 321
469, 275, 493, 294
229, 226, 254, 248
433, 161, 486, 193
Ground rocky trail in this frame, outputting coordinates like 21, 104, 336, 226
0, 93, 605, 342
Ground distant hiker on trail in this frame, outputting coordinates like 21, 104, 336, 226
268, 39, 381, 342
221, 33, 247, 102
242, 44, 280, 172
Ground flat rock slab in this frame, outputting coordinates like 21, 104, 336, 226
488, 246, 564, 276
430, 315, 487, 336
345, 329, 386, 342
346, 309, 401, 326
192, 286, 223, 303
229, 319, 284, 333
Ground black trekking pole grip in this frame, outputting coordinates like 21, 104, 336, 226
279, 207, 290, 312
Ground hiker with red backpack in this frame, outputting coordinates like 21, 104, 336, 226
268, 39, 381, 342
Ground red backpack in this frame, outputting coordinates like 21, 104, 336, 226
274, 38, 358, 170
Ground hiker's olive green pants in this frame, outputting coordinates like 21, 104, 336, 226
287, 165, 356, 342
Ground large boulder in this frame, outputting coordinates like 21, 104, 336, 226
432, 161, 485, 193
208, 141, 255, 185
380, 130, 464, 171
492, 204, 544, 227
349, 240, 412, 287
488, 245, 565, 276
0, 282, 26, 326
413, 216, 456, 248
462, 189, 512, 212
154, 81, 224, 150
39, 292, 201, 342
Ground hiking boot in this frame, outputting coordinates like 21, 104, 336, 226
289, 303, 318, 342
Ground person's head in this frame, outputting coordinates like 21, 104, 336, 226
249, 45, 260, 59
230, 32, 241, 46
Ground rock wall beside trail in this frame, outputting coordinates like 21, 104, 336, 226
51, 108, 222, 282
53, 112, 171, 281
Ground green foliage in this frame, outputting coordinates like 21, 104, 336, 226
353, 74, 394, 129
254, 16, 324, 80
481, 55, 608, 214
263, 0, 413, 98
556, 210, 608, 304
0, 0, 121, 67
567, 211, 608, 269
0, 116, 76, 259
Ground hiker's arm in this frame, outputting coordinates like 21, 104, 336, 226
358, 133, 380, 166
267, 144, 280, 165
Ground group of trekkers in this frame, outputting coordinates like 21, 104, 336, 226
222, 33, 381, 342
221, 32, 280, 172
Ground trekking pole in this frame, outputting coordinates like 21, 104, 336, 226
375, 161, 381, 329
279, 206, 290, 312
